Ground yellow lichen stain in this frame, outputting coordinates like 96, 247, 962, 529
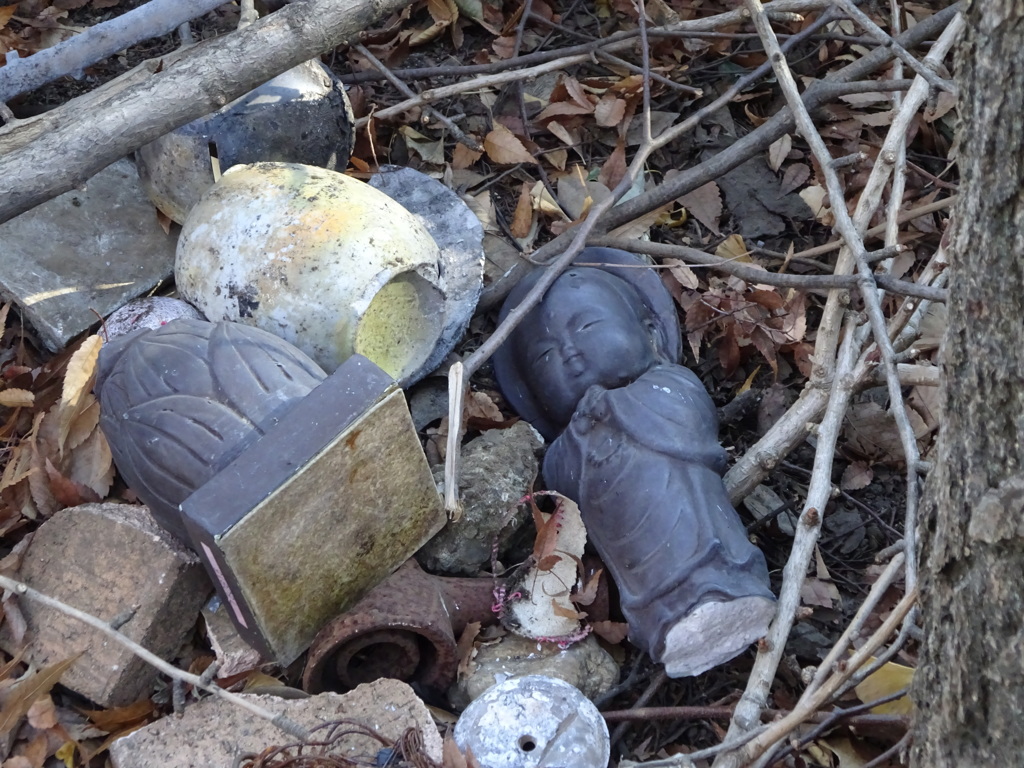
354, 273, 444, 379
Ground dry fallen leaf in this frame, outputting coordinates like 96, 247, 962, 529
26, 695, 58, 731
767, 133, 792, 172
676, 181, 722, 235
590, 620, 629, 644
58, 335, 102, 456
854, 660, 913, 715
841, 461, 874, 491
452, 141, 482, 170
0, 5, 17, 30
715, 234, 750, 262
483, 124, 535, 165
665, 259, 700, 290
80, 699, 156, 734
0, 655, 80, 736
510, 181, 534, 239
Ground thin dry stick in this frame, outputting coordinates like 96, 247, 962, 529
713, 9, 964, 764
711, 317, 865, 768
722, 9, 963, 505
833, 0, 955, 94
355, 52, 594, 127
353, 44, 482, 151
801, 552, 905, 701
527, 3, 963, 265
789, 196, 954, 262
591, 237, 947, 302
0, 574, 312, 742
752, 2, 964, 596
738, 588, 918, 767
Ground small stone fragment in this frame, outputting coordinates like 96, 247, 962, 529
0, 503, 211, 707
418, 421, 543, 575
104, 297, 203, 339
109, 679, 442, 768
0, 159, 177, 352
202, 596, 261, 679
449, 633, 619, 711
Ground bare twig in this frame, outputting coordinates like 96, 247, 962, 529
737, 588, 918, 767
353, 44, 482, 151
833, 0, 956, 94
708, 9, 964, 765
713, 317, 864, 768
522, 3, 964, 269
0, 0, 228, 103
0, 574, 313, 742
788, 196, 955, 263
357, 0, 831, 126
591, 237, 947, 302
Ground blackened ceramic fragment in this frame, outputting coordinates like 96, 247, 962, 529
95, 319, 326, 540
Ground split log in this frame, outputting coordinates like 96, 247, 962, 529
0, 0, 413, 225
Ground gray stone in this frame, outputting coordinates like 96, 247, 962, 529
449, 633, 619, 711
0, 158, 177, 352
418, 421, 543, 575
109, 679, 443, 768
0, 503, 210, 707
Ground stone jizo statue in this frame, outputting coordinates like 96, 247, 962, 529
493, 247, 776, 676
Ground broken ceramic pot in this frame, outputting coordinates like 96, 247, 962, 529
136, 59, 355, 224
96, 318, 446, 663
176, 163, 483, 386
493, 247, 776, 676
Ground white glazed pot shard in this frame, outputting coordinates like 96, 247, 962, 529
176, 162, 448, 383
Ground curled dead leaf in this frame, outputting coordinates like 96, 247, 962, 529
58, 335, 102, 455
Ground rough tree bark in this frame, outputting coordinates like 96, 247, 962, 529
912, 2, 1024, 763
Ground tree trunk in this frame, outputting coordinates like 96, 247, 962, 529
912, 2, 1024, 764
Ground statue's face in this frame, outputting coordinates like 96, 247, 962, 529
519, 268, 659, 428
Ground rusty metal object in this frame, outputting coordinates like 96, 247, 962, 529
303, 559, 610, 695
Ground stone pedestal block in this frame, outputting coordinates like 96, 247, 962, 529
182, 356, 446, 665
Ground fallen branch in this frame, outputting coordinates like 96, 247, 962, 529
0, 574, 313, 742
590, 237, 947, 302
0, 0, 226, 104
524, 1, 964, 267
0, 0, 416, 225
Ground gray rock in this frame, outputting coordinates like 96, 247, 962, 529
109, 679, 442, 768
449, 633, 619, 711
0, 158, 177, 351
418, 421, 543, 575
